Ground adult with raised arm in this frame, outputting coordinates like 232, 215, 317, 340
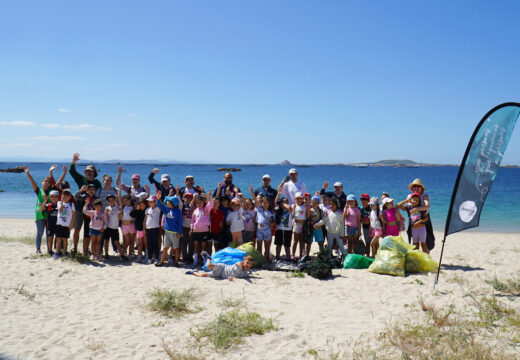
216, 172, 241, 198
69, 153, 101, 190
148, 168, 174, 201
406, 179, 435, 250
281, 168, 306, 205
116, 165, 146, 200
320, 181, 346, 211
23, 165, 55, 255
179, 175, 201, 198
254, 174, 277, 207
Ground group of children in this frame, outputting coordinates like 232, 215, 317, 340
24, 157, 431, 272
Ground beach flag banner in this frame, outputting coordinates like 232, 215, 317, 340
435, 102, 520, 285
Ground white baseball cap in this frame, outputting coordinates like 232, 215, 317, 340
382, 197, 394, 204
288, 168, 297, 174
262, 174, 271, 179
333, 182, 342, 187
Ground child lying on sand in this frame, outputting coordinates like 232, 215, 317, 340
190, 253, 253, 281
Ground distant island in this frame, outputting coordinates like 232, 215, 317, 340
276, 159, 459, 168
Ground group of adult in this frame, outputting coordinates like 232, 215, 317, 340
24, 153, 434, 255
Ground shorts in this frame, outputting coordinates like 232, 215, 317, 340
274, 229, 292, 247
55, 225, 70, 239
89, 228, 103, 237
164, 231, 180, 248
208, 263, 226, 278
243, 230, 255, 243
192, 232, 209, 242
293, 222, 304, 234
208, 233, 220, 242
83, 218, 91, 238
412, 226, 427, 244
121, 223, 136, 235
103, 228, 120, 242
74, 211, 84, 230
136, 230, 145, 239
256, 227, 272, 241
310, 229, 324, 243
46, 223, 57, 237
345, 226, 359, 236
370, 228, 383, 237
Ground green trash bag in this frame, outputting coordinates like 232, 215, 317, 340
368, 250, 405, 277
379, 235, 415, 255
237, 242, 266, 268
343, 254, 374, 269
405, 250, 439, 273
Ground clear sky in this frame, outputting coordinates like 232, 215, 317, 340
1, 0, 519, 164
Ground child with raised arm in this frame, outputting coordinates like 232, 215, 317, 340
250, 186, 274, 262
83, 198, 106, 261
190, 191, 213, 266
41, 190, 59, 255
274, 187, 293, 259
242, 198, 257, 244
155, 191, 183, 266
54, 189, 76, 259
397, 194, 430, 253
344, 194, 362, 254
226, 191, 245, 247
130, 198, 148, 263
192, 255, 253, 281
381, 198, 402, 236
314, 198, 346, 259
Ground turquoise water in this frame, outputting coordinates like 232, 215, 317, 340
0, 162, 519, 233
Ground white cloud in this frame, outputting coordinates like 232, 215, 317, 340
63, 123, 93, 130
0, 120, 35, 126
42, 123, 61, 129
58, 108, 73, 113
128, 113, 136, 117
28, 135, 83, 141
0, 143, 31, 148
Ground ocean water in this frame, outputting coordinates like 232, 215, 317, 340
0, 162, 519, 233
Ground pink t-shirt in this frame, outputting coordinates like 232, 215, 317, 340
345, 207, 361, 227
190, 201, 213, 232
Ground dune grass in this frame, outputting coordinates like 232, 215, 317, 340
488, 275, 520, 296
147, 287, 200, 318
192, 308, 276, 350
0, 236, 34, 245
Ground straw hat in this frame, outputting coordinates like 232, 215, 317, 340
408, 178, 426, 192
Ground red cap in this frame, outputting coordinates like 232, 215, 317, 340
411, 192, 421, 198
304, 192, 311, 197
184, 193, 194, 197
360, 193, 370, 200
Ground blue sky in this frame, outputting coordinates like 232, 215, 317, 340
0, 0, 519, 164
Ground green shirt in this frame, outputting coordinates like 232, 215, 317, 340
35, 188, 48, 221
69, 163, 102, 190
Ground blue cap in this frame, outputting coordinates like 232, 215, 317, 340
165, 196, 179, 207
347, 194, 356, 201
311, 195, 320, 202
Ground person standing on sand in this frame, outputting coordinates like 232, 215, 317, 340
281, 168, 306, 205
320, 181, 346, 210
406, 179, 435, 250
23, 165, 60, 255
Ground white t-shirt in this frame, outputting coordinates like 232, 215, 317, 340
227, 208, 244, 232
370, 210, 382, 229
106, 205, 120, 229
145, 206, 161, 229
282, 181, 306, 205
275, 207, 293, 231
57, 201, 75, 227
293, 204, 307, 221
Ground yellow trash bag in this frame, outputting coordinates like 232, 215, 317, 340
368, 250, 405, 277
405, 250, 438, 273
237, 242, 266, 268
379, 235, 415, 255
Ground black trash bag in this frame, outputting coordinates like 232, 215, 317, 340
305, 247, 333, 279
267, 257, 312, 272
354, 239, 366, 255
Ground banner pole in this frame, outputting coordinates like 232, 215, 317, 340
433, 234, 447, 289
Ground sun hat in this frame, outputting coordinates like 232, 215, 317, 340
369, 197, 379, 205
161, 174, 171, 182
288, 168, 298, 174
360, 193, 370, 200
294, 192, 303, 198
382, 197, 394, 205
262, 174, 271, 180
164, 196, 179, 207
131, 174, 140, 181
49, 190, 60, 197
346, 194, 356, 201
333, 182, 342, 187
85, 165, 98, 178
147, 195, 157, 202
408, 178, 426, 191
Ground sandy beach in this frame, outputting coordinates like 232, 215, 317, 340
1, 218, 520, 359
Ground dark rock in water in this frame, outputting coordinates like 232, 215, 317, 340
279, 160, 292, 165
217, 168, 242, 172
0, 166, 24, 173
0, 189, 4, 192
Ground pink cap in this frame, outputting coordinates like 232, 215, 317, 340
131, 174, 140, 181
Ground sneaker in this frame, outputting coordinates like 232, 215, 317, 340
155, 262, 164, 267
63, 252, 69, 257
168, 258, 174, 266
48, 250, 54, 256
90, 255, 95, 260
120, 255, 129, 262
146, 259, 152, 265
103, 254, 109, 260
53, 252, 59, 260
96, 255, 101, 261
36, 249, 42, 256
71, 249, 77, 255
136, 255, 142, 263
201, 251, 211, 264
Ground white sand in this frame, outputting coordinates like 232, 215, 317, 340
1, 219, 519, 359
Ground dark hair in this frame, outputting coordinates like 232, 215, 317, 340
61, 181, 70, 190
220, 195, 230, 203
330, 198, 340, 208
93, 199, 103, 207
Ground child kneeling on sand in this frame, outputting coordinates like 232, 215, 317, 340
191, 254, 253, 281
